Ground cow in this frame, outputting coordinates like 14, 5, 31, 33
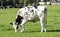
10, 6, 47, 32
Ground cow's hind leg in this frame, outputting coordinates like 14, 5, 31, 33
39, 13, 46, 32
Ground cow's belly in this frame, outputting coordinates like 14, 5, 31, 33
27, 15, 39, 22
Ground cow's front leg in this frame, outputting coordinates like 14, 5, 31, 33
20, 19, 27, 32
13, 23, 18, 32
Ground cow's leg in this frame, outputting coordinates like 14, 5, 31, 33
39, 13, 46, 32
20, 19, 27, 32
13, 22, 18, 32
40, 18, 44, 32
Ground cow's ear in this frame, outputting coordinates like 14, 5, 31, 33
10, 22, 13, 25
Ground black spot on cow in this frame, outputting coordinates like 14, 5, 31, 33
16, 26, 19, 29
25, 12, 28, 15
27, 7, 30, 10
33, 4, 37, 9
31, 10, 34, 12
15, 15, 23, 25
27, 7, 29, 9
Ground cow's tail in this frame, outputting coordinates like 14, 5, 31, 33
44, 7, 47, 24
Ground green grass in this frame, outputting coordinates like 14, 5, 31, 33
0, 5, 60, 37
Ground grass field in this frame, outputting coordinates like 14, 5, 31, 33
0, 5, 60, 37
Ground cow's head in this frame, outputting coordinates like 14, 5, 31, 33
10, 15, 23, 25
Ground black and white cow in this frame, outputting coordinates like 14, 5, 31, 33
10, 6, 47, 32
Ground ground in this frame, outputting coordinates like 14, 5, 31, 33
0, 5, 60, 37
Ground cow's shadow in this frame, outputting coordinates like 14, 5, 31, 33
25, 26, 60, 33
0, 24, 60, 32
47, 30, 60, 32
25, 29, 60, 33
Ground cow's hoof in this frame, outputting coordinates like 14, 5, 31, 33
21, 31, 24, 33
44, 29, 46, 32
20, 30, 24, 32
41, 30, 43, 32
15, 31, 18, 32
